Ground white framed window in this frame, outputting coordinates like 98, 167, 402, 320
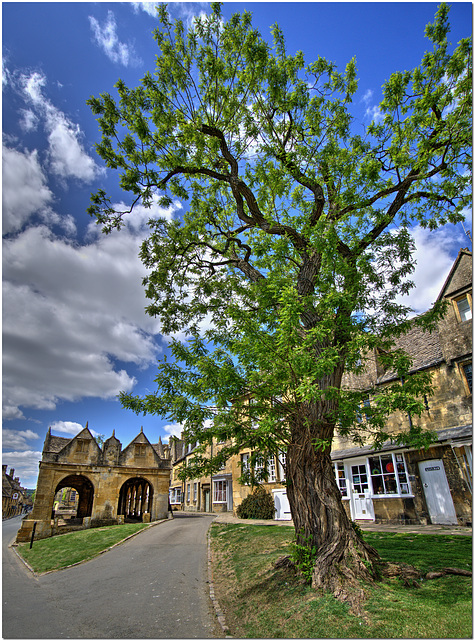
186, 484, 191, 502
369, 453, 411, 496
213, 480, 227, 503
170, 487, 182, 504
334, 462, 348, 497
278, 451, 286, 481
267, 456, 277, 482
241, 453, 250, 484
193, 482, 198, 501
254, 455, 265, 481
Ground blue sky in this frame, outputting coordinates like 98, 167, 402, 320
2, 2, 472, 488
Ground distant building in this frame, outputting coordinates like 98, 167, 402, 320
16, 425, 172, 542
2, 466, 30, 519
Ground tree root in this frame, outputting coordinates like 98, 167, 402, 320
425, 567, 472, 580
379, 562, 472, 586
274, 555, 472, 615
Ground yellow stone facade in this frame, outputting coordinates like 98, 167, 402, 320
16, 426, 171, 542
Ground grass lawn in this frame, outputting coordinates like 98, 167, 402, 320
15, 522, 150, 574
210, 523, 472, 639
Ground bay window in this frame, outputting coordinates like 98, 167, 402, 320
369, 453, 410, 495
213, 480, 227, 503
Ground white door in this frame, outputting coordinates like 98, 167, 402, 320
272, 489, 292, 520
418, 459, 458, 525
349, 463, 374, 520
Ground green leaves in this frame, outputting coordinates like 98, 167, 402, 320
88, 4, 470, 471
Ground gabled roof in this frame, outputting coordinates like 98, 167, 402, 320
437, 248, 472, 301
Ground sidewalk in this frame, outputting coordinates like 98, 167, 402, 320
213, 512, 473, 535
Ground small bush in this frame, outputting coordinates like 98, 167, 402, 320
290, 529, 317, 584
236, 486, 276, 520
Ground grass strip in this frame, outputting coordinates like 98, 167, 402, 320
210, 524, 472, 639
15, 522, 150, 573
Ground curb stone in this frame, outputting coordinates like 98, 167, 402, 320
207, 526, 233, 638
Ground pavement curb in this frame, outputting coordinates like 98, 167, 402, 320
207, 526, 233, 638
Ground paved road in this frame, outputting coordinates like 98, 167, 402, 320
3, 514, 221, 639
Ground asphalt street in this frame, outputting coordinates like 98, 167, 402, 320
3, 513, 221, 639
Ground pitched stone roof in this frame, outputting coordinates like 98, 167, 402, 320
377, 325, 444, 384
45, 435, 72, 453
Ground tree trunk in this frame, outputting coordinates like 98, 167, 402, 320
285, 421, 380, 611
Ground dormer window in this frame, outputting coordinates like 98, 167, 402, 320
454, 294, 472, 322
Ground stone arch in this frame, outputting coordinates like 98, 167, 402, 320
54, 474, 95, 520
118, 477, 153, 521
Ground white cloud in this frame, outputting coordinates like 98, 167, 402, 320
19, 108, 39, 132
398, 225, 466, 314
361, 89, 384, 124
2, 145, 54, 234
1, 451, 43, 489
362, 89, 373, 105
49, 421, 102, 439
131, 2, 159, 18
3, 429, 41, 450
19, 70, 102, 183
89, 11, 140, 66
365, 104, 383, 125
162, 423, 183, 443
2, 197, 178, 418
131, 2, 209, 28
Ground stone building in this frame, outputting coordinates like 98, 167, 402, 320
2, 466, 30, 519
16, 425, 172, 542
171, 249, 472, 526
331, 248, 472, 525
169, 437, 234, 514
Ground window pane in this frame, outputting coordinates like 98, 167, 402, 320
457, 297, 472, 322
463, 363, 472, 393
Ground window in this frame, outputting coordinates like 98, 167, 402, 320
213, 480, 227, 503
278, 451, 286, 481
193, 482, 198, 501
241, 453, 250, 484
454, 295, 472, 322
135, 444, 146, 457
334, 462, 347, 497
254, 455, 265, 481
369, 453, 410, 496
351, 463, 369, 494
268, 456, 277, 483
460, 362, 472, 394
170, 487, 182, 504
186, 484, 191, 502
76, 439, 89, 453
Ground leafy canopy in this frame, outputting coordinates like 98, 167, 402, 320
88, 3, 472, 474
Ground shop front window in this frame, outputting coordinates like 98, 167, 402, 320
369, 453, 410, 495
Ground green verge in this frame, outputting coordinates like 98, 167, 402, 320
210, 524, 472, 639
15, 522, 150, 573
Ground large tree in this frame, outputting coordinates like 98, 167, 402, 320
88, 3, 471, 602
